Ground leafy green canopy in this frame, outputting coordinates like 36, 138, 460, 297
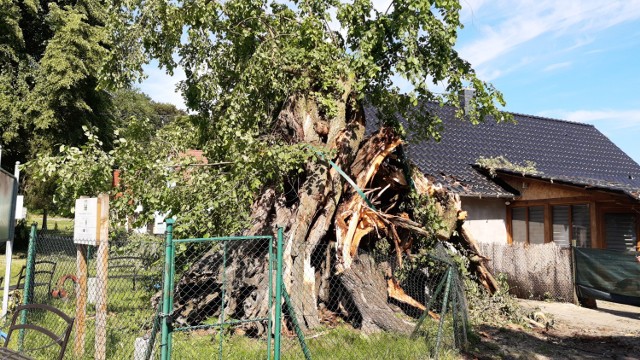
29, 0, 510, 237
0, 0, 114, 166
113, 0, 507, 138
26, 116, 309, 236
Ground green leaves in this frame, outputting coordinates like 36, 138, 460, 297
25, 127, 114, 214
0, 0, 114, 170
18, 0, 511, 238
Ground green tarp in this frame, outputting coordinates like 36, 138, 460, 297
574, 247, 640, 306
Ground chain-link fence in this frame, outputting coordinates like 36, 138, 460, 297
279, 244, 468, 360
479, 242, 573, 301
1, 225, 165, 359
167, 228, 279, 360
162, 220, 468, 360
2, 221, 470, 359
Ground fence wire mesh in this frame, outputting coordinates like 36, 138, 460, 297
169, 235, 275, 360
279, 242, 468, 360
479, 242, 573, 301
4, 223, 471, 359
164, 225, 468, 360
1, 228, 165, 359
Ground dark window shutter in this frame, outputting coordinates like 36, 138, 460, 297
552, 205, 570, 248
605, 213, 637, 252
528, 206, 545, 244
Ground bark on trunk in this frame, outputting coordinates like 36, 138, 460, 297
460, 223, 499, 294
167, 93, 501, 335
170, 188, 276, 329
340, 254, 413, 334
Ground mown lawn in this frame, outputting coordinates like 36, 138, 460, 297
170, 324, 461, 360
0, 245, 464, 359
26, 214, 74, 232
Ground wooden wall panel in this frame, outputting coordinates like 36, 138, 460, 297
502, 176, 584, 200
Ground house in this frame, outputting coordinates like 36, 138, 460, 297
366, 95, 640, 252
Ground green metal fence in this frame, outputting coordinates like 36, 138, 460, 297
159, 220, 468, 360
8, 221, 469, 359
4, 224, 165, 359
159, 221, 303, 360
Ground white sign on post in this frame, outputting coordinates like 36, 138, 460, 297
74, 198, 100, 245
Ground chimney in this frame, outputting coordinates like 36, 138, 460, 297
459, 88, 476, 115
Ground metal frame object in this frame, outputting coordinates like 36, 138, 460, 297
4, 303, 75, 360
157, 221, 306, 360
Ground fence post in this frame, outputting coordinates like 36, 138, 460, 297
218, 242, 228, 358
571, 240, 579, 305
161, 219, 175, 360
273, 227, 284, 360
23, 223, 37, 304
95, 193, 109, 360
434, 267, 453, 359
267, 234, 274, 360
75, 244, 88, 358
18, 223, 37, 350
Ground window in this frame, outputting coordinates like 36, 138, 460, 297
511, 203, 591, 247
605, 213, 637, 252
512, 208, 526, 244
552, 204, 590, 248
552, 206, 570, 248
528, 207, 545, 244
572, 205, 590, 248
510, 206, 544, 244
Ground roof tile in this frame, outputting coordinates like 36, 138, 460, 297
365, 103, 640, 200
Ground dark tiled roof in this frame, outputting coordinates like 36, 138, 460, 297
364, 103, 640, 200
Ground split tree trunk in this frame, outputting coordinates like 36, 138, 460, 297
340, 254, 413, 334
168, 94, 499, 335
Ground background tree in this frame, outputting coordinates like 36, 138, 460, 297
0, 0, 114, 169
112, 88, 187, 129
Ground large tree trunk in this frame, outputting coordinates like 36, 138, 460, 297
340, 254, 413, 334
168, 94, 499, 336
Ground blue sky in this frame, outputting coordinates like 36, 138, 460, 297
139, 0, 640, 163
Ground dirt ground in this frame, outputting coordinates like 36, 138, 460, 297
466, 299, 640, 360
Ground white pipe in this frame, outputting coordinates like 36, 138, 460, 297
14, 161, 20, 185
1, 164, 18, 318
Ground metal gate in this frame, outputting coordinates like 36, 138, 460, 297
159, 220, 290, 360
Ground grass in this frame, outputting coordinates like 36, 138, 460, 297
0, 239, 466, 359
0, 253, 27, 280
26, 214, 74, 232
170, 324, 462, 360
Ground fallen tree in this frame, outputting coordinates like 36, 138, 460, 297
171, 122, 499, 334
116, 0, 508, 338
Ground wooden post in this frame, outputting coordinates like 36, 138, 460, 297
75, 244, 88, 358
95, 194, 109, 360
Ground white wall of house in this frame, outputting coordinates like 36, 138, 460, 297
461, 197, 508, 244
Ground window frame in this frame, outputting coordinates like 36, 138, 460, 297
507, 202, 592, 247
507, 205, 547, 245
